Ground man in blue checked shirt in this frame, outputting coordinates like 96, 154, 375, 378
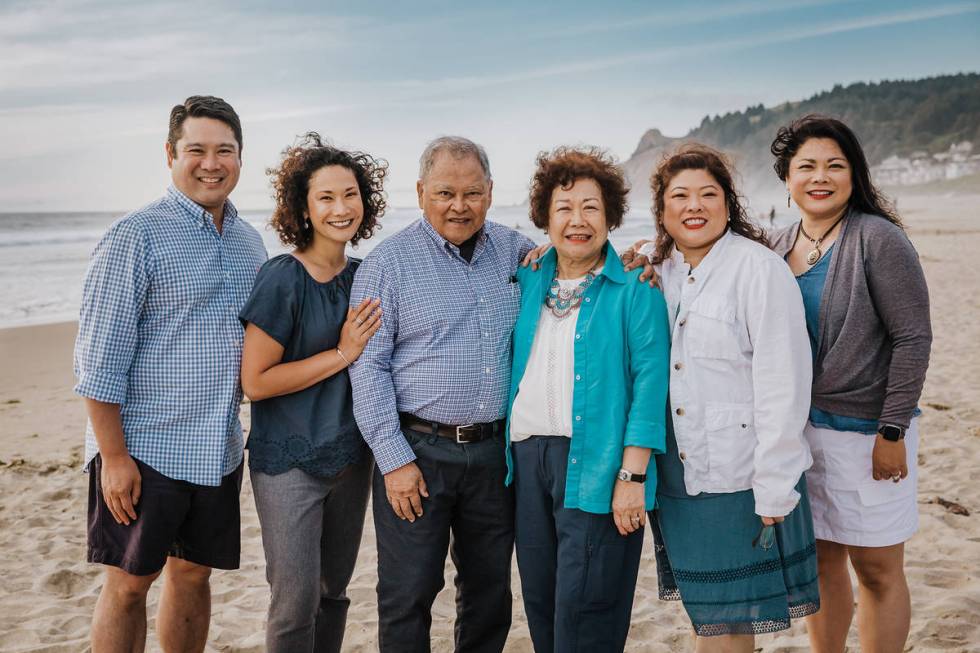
73, 96, 266, 653
349, 136, 536, 652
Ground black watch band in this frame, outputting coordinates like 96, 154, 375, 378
878, 424, 906, 442
616, 468, 646, 483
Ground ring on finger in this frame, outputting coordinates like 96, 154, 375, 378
355, 318, 363, 325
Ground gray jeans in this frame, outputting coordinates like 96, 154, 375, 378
251, 458, 373, 653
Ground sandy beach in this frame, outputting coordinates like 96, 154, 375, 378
0, 189, 978, 652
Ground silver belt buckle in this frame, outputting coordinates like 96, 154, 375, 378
455, 423, 476, 444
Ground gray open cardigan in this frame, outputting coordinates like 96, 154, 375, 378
770, 210, 931, 430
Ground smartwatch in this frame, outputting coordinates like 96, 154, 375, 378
616, 468, 647, 483
878, 424, 906, 442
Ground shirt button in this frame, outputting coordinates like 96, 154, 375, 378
575, 334, 581, 340
484, 333, 489, 338
687, 276, 695, 284
480, 298, 485, 303
675, 407, 685, 416
575, 374, 581, 381
485, 367, 491, 373
479, 403, 485, 409
571, 458, 577, 464
678, 319, 686, 327
575, 415, 581, 421
584, 297, 591, 303
679, 452, 687, 461
674, 362, 683, 370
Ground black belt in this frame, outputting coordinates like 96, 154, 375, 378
399, 413, 506, 444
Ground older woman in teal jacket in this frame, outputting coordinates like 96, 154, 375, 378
505, 146, 670, 653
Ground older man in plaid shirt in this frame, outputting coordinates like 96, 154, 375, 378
350, 136, 536, 652
74, 96, 266, 653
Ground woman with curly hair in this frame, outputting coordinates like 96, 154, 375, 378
770, 116, 931, 653
635, 144, 819, 651
505, 146, 670, 651
239, 132, 387, 652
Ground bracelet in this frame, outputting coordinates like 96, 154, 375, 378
336, 347, 354, 367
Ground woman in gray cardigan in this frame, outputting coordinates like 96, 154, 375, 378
769, 115, 931, 653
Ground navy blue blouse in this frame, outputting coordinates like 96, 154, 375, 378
240, 254, 367, 477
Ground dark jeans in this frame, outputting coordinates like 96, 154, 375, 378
513, 436, 643, 653
374, 428, 515, 653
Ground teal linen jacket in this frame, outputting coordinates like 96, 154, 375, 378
505, 242, 671, 513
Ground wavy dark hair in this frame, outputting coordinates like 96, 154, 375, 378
268, 132, 387, 249
650, 143, 767, 262
770, 114, 901, 227
529, 146, 629, 231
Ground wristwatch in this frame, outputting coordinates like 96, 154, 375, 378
878, 424, 906, 442
616, 468, 647, 483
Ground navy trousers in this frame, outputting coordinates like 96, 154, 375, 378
374, 428, 514, 653
512, 436, 643, 653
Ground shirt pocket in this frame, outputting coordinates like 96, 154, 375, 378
685, 292, 740, 360
704, 402, 756, 481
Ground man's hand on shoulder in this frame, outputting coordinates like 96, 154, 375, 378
384, 461, 429, 522
100, 452, 142, 526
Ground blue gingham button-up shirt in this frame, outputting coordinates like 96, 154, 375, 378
74, 186, 267, 486
349, 218, 535, 474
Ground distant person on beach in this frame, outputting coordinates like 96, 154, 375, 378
505, 146, 670, 652
238, 134, 385, 652
348, 136, 535, 653
770, 115, 931, 653
629, 144, 818, 651
73, 95, 267, 653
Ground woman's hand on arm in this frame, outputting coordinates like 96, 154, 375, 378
338, 298, 383, 362
621, 239, 659, 286
519, 242, 551, 271
240, 298, 381, 401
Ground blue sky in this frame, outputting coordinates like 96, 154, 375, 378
1, 0, 978, 211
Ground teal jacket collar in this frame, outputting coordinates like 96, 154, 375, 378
534, 240, 627, 286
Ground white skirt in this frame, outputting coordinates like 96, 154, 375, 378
804, 417, 919, 547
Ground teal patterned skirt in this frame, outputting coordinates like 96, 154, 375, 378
650, 423, 820, 636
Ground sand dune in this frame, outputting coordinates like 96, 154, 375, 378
0, 190, 977, 652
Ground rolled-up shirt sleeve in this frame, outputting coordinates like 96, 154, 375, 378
349, 253, 416, 474
624, 284, 670, 452
747, 259, 814, 517
73, 219, 151, 404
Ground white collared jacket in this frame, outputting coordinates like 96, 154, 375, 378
656, 231, 813, 517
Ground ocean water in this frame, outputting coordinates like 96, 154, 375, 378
0, 205, 682, 329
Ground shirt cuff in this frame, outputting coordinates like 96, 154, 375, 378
753, 488, 800, 519
373, 433, 418, 475
74, 370, 128, 404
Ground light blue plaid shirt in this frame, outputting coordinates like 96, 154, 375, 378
74, 186, 267, 486
349, 218, 536, 474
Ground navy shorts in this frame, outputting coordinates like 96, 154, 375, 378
87, 454, 243, 576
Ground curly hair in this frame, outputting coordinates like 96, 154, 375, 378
267, 132, 388, 249
528, 146, 629, 232
770, 114, 901, 227
650, 143, 767, 263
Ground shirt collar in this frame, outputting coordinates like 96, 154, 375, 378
538, 240, 626, 285
420, 216, 489, 261
669, 227, 733, 278
166, 185, 238, 230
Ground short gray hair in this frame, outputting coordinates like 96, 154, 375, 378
418, 136, 491, 181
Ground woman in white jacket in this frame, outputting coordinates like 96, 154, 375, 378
636, 144, 819, 651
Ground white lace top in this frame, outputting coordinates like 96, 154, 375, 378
509, 275, 590, 442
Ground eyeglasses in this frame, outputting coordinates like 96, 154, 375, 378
752, 524, 776, 550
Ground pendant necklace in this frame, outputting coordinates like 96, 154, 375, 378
799, 213, 847, 266
545, 261, 600, 319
